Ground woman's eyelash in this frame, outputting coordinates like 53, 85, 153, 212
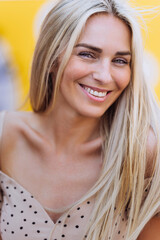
78, 52, 130, 65
78, 52, 96, 59
113, 58, 129, 64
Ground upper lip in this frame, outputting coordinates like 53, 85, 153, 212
80, 84, 109, 92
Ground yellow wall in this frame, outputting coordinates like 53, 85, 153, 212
0, 0, 160, 109
0, 0, 46, 109
130, 0, 160, 100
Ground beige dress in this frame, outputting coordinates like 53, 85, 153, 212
0, 170, 131, 240
0, 170, 95, 240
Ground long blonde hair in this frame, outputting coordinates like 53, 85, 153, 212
30, 0, 160, 239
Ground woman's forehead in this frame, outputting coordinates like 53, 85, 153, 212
77, 14, 131, 53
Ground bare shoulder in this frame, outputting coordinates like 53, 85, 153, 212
1, 111, 34, 139
0, 111, 42, 167
147, 127, 157, 159
137, 217, 160, 240
145, 127, 157, 177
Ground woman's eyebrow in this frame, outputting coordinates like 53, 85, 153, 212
75, 43, 102, 53
115, 51, 131, 56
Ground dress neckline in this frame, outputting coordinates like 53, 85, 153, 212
0, 170, 93, 224
44, 202, 75, 213
0, 170, 76, 225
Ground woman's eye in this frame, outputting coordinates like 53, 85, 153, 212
113, 58, 129, 65
78, 52, 96, 59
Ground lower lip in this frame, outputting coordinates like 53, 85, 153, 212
79, 85, 110, 103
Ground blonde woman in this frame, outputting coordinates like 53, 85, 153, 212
0, 0, 160, 239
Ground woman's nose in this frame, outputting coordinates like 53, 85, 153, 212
92, 60, 113, 84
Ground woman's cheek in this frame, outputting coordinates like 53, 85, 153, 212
115, 69, 131, 89
63, 61, 92, 82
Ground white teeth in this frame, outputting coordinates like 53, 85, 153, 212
94, 91, 98, 96
83, 86, 107, 98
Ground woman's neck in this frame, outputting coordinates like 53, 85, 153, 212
40, 108, 102, 155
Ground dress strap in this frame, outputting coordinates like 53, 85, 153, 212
0, 111, 6, 164
0, 111, 6, 139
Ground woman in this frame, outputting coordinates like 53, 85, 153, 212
0, 0, 159, 239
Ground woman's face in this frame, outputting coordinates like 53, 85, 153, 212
56, 13, 131, 118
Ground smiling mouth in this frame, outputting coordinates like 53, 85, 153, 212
80, 84, 110, 98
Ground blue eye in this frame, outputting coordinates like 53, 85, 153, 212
113, 58, 129, 65
78, 52, 95, 59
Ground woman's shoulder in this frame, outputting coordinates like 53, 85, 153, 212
147, 127, 157, 158
0, 111, 47, 168
146, 127, 157, 162
0, 111, 35, 137
137, 217, 160, 240
145, 127, 158, 178
0, 111, 41, 155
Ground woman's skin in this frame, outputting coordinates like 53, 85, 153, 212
137, 217, 160, 240
1, 13, 159, 238
1, 13, 131, 222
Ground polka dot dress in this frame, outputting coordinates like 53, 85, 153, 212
0, 171, 94, 240
0, 173, 159, 240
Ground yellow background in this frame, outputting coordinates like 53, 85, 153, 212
0, 0, 160, 109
